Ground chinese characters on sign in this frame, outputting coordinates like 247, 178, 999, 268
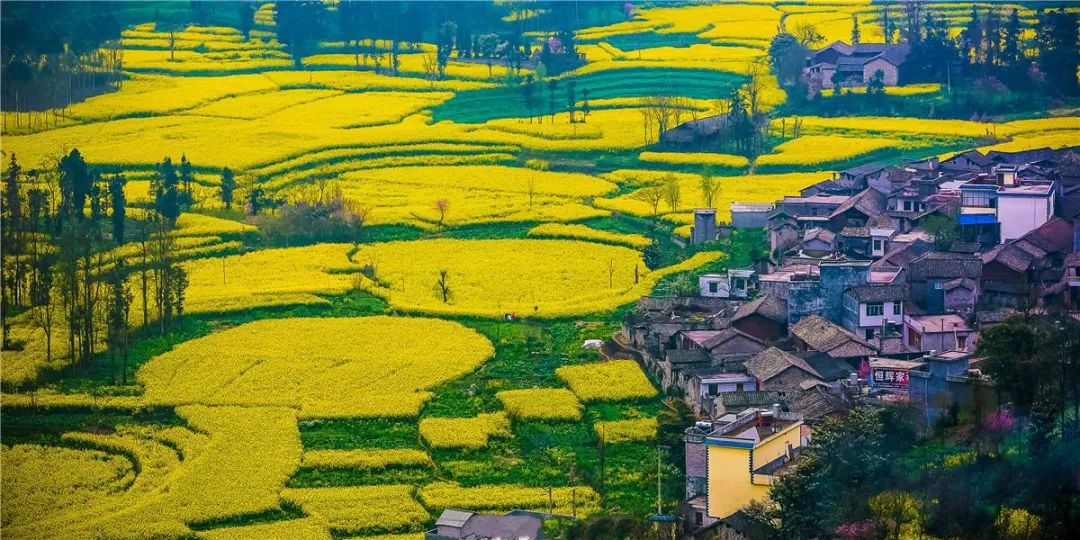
873, 368, 910, 388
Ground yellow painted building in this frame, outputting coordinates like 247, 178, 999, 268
703, 411, 805, 519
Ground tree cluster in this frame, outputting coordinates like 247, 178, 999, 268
2, 150, 190, 387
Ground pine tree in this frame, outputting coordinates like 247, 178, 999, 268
178, 154, 194, 207
851, 14, 860, 44
109, 173, 127, 244
220, 167, 236, 209
154, 157, 180, 225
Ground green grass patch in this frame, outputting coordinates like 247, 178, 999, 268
432, 68, 745, 124
300, 418, 420, 450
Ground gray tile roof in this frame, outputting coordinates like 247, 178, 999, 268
733, 294, 788, 324
846, 284, 906, 303
790, 315, 877, 358
745, 347, 821, 382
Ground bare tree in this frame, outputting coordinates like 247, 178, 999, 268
421, 52, 439, 86
662, 174, 681, 212
434, 198, 450, 228
793, 22, 824, 47
434, 268, 453, 303
633, 183, 665, 216
744, 60, 767, 117
526, 177, 536, 207
607, 259, 617, 288
700, 172, 722, 209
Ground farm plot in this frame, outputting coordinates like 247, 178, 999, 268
348, 238, 719, 318
556, 360, 658, 402
1, 405, 301, 540
138, 317, 495, 419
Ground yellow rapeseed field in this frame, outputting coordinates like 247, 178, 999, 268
420, 413, 512, 449
418, 482, 601, 516
281, 486, 429, 533
348, 238, 687, 318
497, 388, 583, 421
639, 151, 750, 168
556, 360, 658, 402
2, 405, 300, 540
1, 445, 133, 529
595, 418, 658, 444
526, 223, 652, 249
199, 518, 332, 540
755, 135, 903, 167
138, 317, 494, 418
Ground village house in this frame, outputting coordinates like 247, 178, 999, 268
957, 164, 1059, 245
698, 269, 756, 299
841, 284, 906, 342
687, 368, 759, 415
730, 294, 788, 342
427, 509, 543, 540
671, 328, 768, 365
906, 252, 983, 315
804, 41, 911, 91
980, 217, 1075, 309
683, 408, 806, 529
790, 314, 877, 361
744, 347, 825, 393
903, 313, 976, 353
730, 203, 775, 229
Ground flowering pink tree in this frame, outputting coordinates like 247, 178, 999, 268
983, 408, 1017, 454
546, 36, 563, 55
835, 519, 877, 540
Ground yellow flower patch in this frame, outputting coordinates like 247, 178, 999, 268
497, 388, 582, 421
420, 413, 512, 449
556, 360, 658, 402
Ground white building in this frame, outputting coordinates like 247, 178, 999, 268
842, 284, 905, 341
699, 269, 756, 298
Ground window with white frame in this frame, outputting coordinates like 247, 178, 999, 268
866, 302, 884, 316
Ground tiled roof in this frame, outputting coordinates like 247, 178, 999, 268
840, 226, 871, 237
733, 294, 788, 324
789, 388, 849, 420
803, 227, 836, 243
909, 251, 982, 280
667, 349, 712, 365
745, 347, 821, 382
803, 353, 855, 381
846, 284, 906, 303
829, 188, 886, 219
1019, 217, 1074, 254
790, 315, 877, 358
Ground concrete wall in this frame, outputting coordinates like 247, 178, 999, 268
998, 194, 1052, 241
788, 281, 827, 324
863, 58, 900, 85
820, 263, 871, 325
706, 423, 802, 518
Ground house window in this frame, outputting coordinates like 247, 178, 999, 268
696, 511, 704, 526
893, 302, 901, 315
873, 239, 883, 251
957, 335, 968, 350
962, 192, 993, 207
903, 200, 912, 211
708, 383, 718, 396
736, 383, 745, 393
866, 302, 884, 316
866, 328, 875, 340
708, 282, 719, 293
733, 278, 746, 291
